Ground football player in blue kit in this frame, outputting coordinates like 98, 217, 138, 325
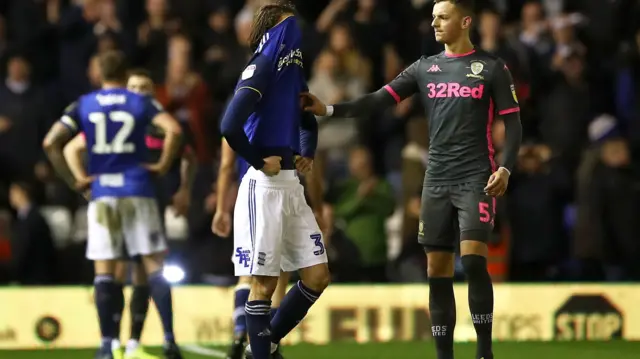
43, 51, 185, 359
63, 69, 196, 359
213, 135, 324, 359
219, 2, 329, 359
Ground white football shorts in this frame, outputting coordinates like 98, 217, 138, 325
86, 196, 166, 260
233, 167, 328, 276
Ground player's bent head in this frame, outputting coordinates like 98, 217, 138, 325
248, 0, 296, 52
433, 0, 475, 42
127, 68, 154, 95
98, 50, 129, 84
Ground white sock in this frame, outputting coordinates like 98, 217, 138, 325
126, 339, 140, 353
111, 339, 121, 351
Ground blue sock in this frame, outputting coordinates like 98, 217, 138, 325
114, 283, 124, 341
245, 300, 272, 359
94, 275, 117, 351
271, 281, 322, 344
270, 307, 278, 321
148, 271, 175, 344
233, 285, 251, 336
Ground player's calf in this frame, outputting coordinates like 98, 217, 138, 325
461, 240, 494, 359
245, 275, 279, 359
93, 265, 123, 355
128, 263, 151, 355
269, 263, 329, 347
271, 271, 290, 320
234, 278, 252, 337
141, 253, 177, 346
425, 250, 456, 359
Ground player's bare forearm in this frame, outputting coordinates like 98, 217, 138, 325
332, 87, 397, 118
43, 122, 77, 189
158, 129, 183, 171
500, 112, 522, 173
179, 150, 197, 192
63, 134, 88, 180
216, 167, 235, 214
303, 168, 324, 213
216, 139, 237, 214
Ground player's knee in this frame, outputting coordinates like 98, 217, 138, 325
300, 264, 330, 293
460, 254, 489, 279
249, 276, 279, 300
238, 276, 252, 285
426, 251, 455, 278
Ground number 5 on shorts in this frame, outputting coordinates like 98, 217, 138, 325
478, 202, 491, 223
310, 233, 324, 255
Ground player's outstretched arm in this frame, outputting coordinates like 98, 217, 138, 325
301, 88, 397, 118
149, 112, 183, 175
43, 122, 89, 191
62, 133, 88, 181
302, 60, 421, 118
212, 138, 236, 237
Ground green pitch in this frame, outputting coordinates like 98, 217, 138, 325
2, 341, 639, 359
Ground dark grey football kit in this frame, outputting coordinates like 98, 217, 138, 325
330, 48, 522, 250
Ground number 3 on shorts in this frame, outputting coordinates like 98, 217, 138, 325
310, 233, 324, 255
478, 202, 491, 223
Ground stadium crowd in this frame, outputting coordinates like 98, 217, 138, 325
0, 0, 638, 285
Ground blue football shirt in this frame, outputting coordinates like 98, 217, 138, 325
234, 16, 306, 157
60, 88, 164, 199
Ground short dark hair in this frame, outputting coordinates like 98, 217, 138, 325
248, 0, 296, 52
434, 0, 475, 16
128, 68, 152, 80
98, 50, 128, 82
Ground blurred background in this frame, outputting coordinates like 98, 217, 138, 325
0, 0, 639, 287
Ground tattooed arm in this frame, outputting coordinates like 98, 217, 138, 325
43, 122, 89, 192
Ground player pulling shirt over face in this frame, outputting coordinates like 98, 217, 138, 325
219, 3, 329, 359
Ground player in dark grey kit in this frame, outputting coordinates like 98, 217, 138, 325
303, 1, 521, 358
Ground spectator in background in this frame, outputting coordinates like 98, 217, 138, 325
137, 0, 181, 82
539, 53, 593, 173
309, 50, 365, 181
202, 5, 246, 103
374, 97, 415, 196
86, 54, 102, 89
93, 0, 124, 53
349, 0, 400, 88
0, 56, 52, 189
578, 120, 640, 281
326, 147, 395, 282
518, 1, 553, 57
507, 144, 571, 281
549, 15, 586, 72
54, 0, 102, 102
395, 119, 428, 282
156, 34, 213, 166
9, 182, 55, 285
326, 23, 371, 90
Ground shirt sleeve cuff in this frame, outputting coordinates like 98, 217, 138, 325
498, 166, 511, 175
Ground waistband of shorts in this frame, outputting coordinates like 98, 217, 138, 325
243, 167, 299, 187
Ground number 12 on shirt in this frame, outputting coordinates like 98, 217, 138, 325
88, 111, 136, 154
